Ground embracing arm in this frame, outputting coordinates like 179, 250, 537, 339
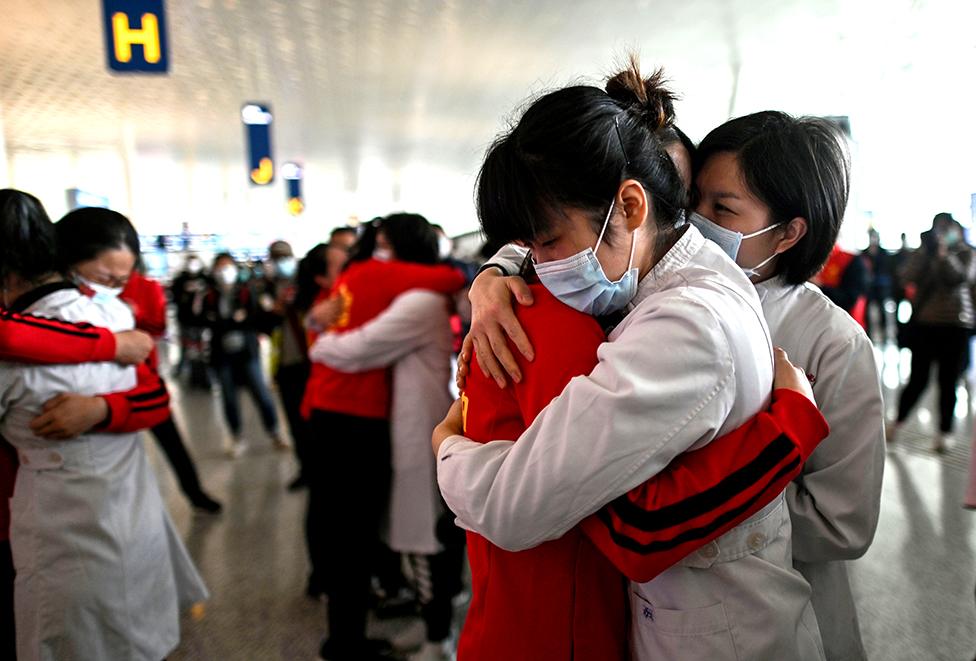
309, 292, 446, 372
437, 299, 738, 551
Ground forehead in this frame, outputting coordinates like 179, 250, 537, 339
86, 248, 134, 272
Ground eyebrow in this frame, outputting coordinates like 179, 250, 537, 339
713, 192, 742, 200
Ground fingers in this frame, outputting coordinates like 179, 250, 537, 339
499, 312, 534, 363
485, 325, 521, 384
29, 411, 55, 433
507, 276, 535, 306
473, 335, 507, 389
456, 339, 473, 390
41, 394, 69, 412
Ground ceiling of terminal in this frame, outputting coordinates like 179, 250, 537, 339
1, 0, 974, 236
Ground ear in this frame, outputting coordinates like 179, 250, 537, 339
617, 179, 649, 231
775, 217, 808, 253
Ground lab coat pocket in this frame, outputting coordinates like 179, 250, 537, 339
630, 590, 738, 660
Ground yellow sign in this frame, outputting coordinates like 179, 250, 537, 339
112, 13, 162, 63
250, 157, 274, 185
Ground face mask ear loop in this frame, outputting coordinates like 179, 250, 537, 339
593, 199, 616, 253
741, 222, 783, 241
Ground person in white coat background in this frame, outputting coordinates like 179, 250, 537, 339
432, 61, 824, 661
0, 195, 208, 661
309, 215, 463, 661
687, 111, 885, 661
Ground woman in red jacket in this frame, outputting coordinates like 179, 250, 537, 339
305, 214, 465, 661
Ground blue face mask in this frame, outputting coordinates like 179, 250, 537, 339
534, 200, 639, 316
275, 257, 297, 279
686, 211, 782, 280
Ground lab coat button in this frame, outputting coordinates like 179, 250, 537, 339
701, 542, 719, 559
747, 532, 766, 550
48, 451, 62, 463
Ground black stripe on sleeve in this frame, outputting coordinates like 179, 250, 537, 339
607, 434, 795, 533
4, 314, 102, 340
595, 457, 800, 555
131, 402, 169, 414
127, 386, 169, 403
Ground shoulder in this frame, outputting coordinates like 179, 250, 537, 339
782, 283, 866, 344
516, 284, 604, 344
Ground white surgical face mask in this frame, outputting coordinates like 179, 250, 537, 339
686, 211, 782, 280
373, 248, 394, 262
438, 235, 453, 260
533, 200, 639, 316
187, 260, 203, 274
77, 275, 124, 301
275, 257, 297, 279
217, 266, 239, 287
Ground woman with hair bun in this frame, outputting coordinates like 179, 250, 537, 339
433, 61, 825, 660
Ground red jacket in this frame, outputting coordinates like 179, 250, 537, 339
458, 285, 830, 658
302, 258, 464, 419
459, 286, 627, 661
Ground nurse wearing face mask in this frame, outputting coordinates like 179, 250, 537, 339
682, 113, 884, 661
433, 64, 824, 660
889, 212, 976, 454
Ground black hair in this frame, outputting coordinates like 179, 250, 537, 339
0, 188, 57, 283
695, 111, 850, 284
294, 243, 329, 312
344, 219, 380, 267
329, 226, 357, 241
56, 207, 140, 270
475, 57, 686, 248
213, 252, 236, 269
379, 213, 439, 264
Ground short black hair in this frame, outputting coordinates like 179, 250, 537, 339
476, 58, 685, 248
380, 213, 439, 264
213, 252, 236, 269
695, 111, 850, 284
56, 207, 140, 270
294, 243, 329, 312
0, 189, 57, 283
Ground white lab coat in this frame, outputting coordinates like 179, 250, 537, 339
310, 290, 454, 555
0, 285, 208, 661
437, 226, 824, 660
757, 277, 885, 661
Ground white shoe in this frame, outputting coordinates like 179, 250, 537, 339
224, 437, 245, 459
409, 640, 451, 661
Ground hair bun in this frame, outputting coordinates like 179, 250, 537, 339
605, 56, 677, 131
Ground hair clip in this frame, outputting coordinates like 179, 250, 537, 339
613, 116, 631, 166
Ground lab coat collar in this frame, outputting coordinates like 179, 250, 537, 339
753, 275, 795, 305
629, 223, 704, 310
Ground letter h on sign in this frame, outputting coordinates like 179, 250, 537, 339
102, 0, 169, 73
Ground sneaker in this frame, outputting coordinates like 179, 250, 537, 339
409, 641, 451, 661
189, 492, 223, 514
271, 435, 291, 452
932, 436, 948, 454
884, 420, 899, 443
224, 437, 245, 459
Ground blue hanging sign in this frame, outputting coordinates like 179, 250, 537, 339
102, 0, 169, 73
242, 103, 274, 185
282, 162, 304, 215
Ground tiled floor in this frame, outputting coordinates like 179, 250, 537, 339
151, 341, 976, 660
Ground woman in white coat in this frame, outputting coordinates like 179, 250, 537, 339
0, 196, 207, 660
431, 62, 823, 660
309, 215, 461, 661
685, 112, 885, 661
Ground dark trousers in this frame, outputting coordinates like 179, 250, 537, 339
150, 417, 208, 502
1, 540, 14, 660
411, 511, 466, 642
306, 410, 391, 655
276, 363, 311, 478
215, 356, 279, 436
898, 324, 971, 432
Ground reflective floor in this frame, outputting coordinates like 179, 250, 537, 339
149, 340, 976, 661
